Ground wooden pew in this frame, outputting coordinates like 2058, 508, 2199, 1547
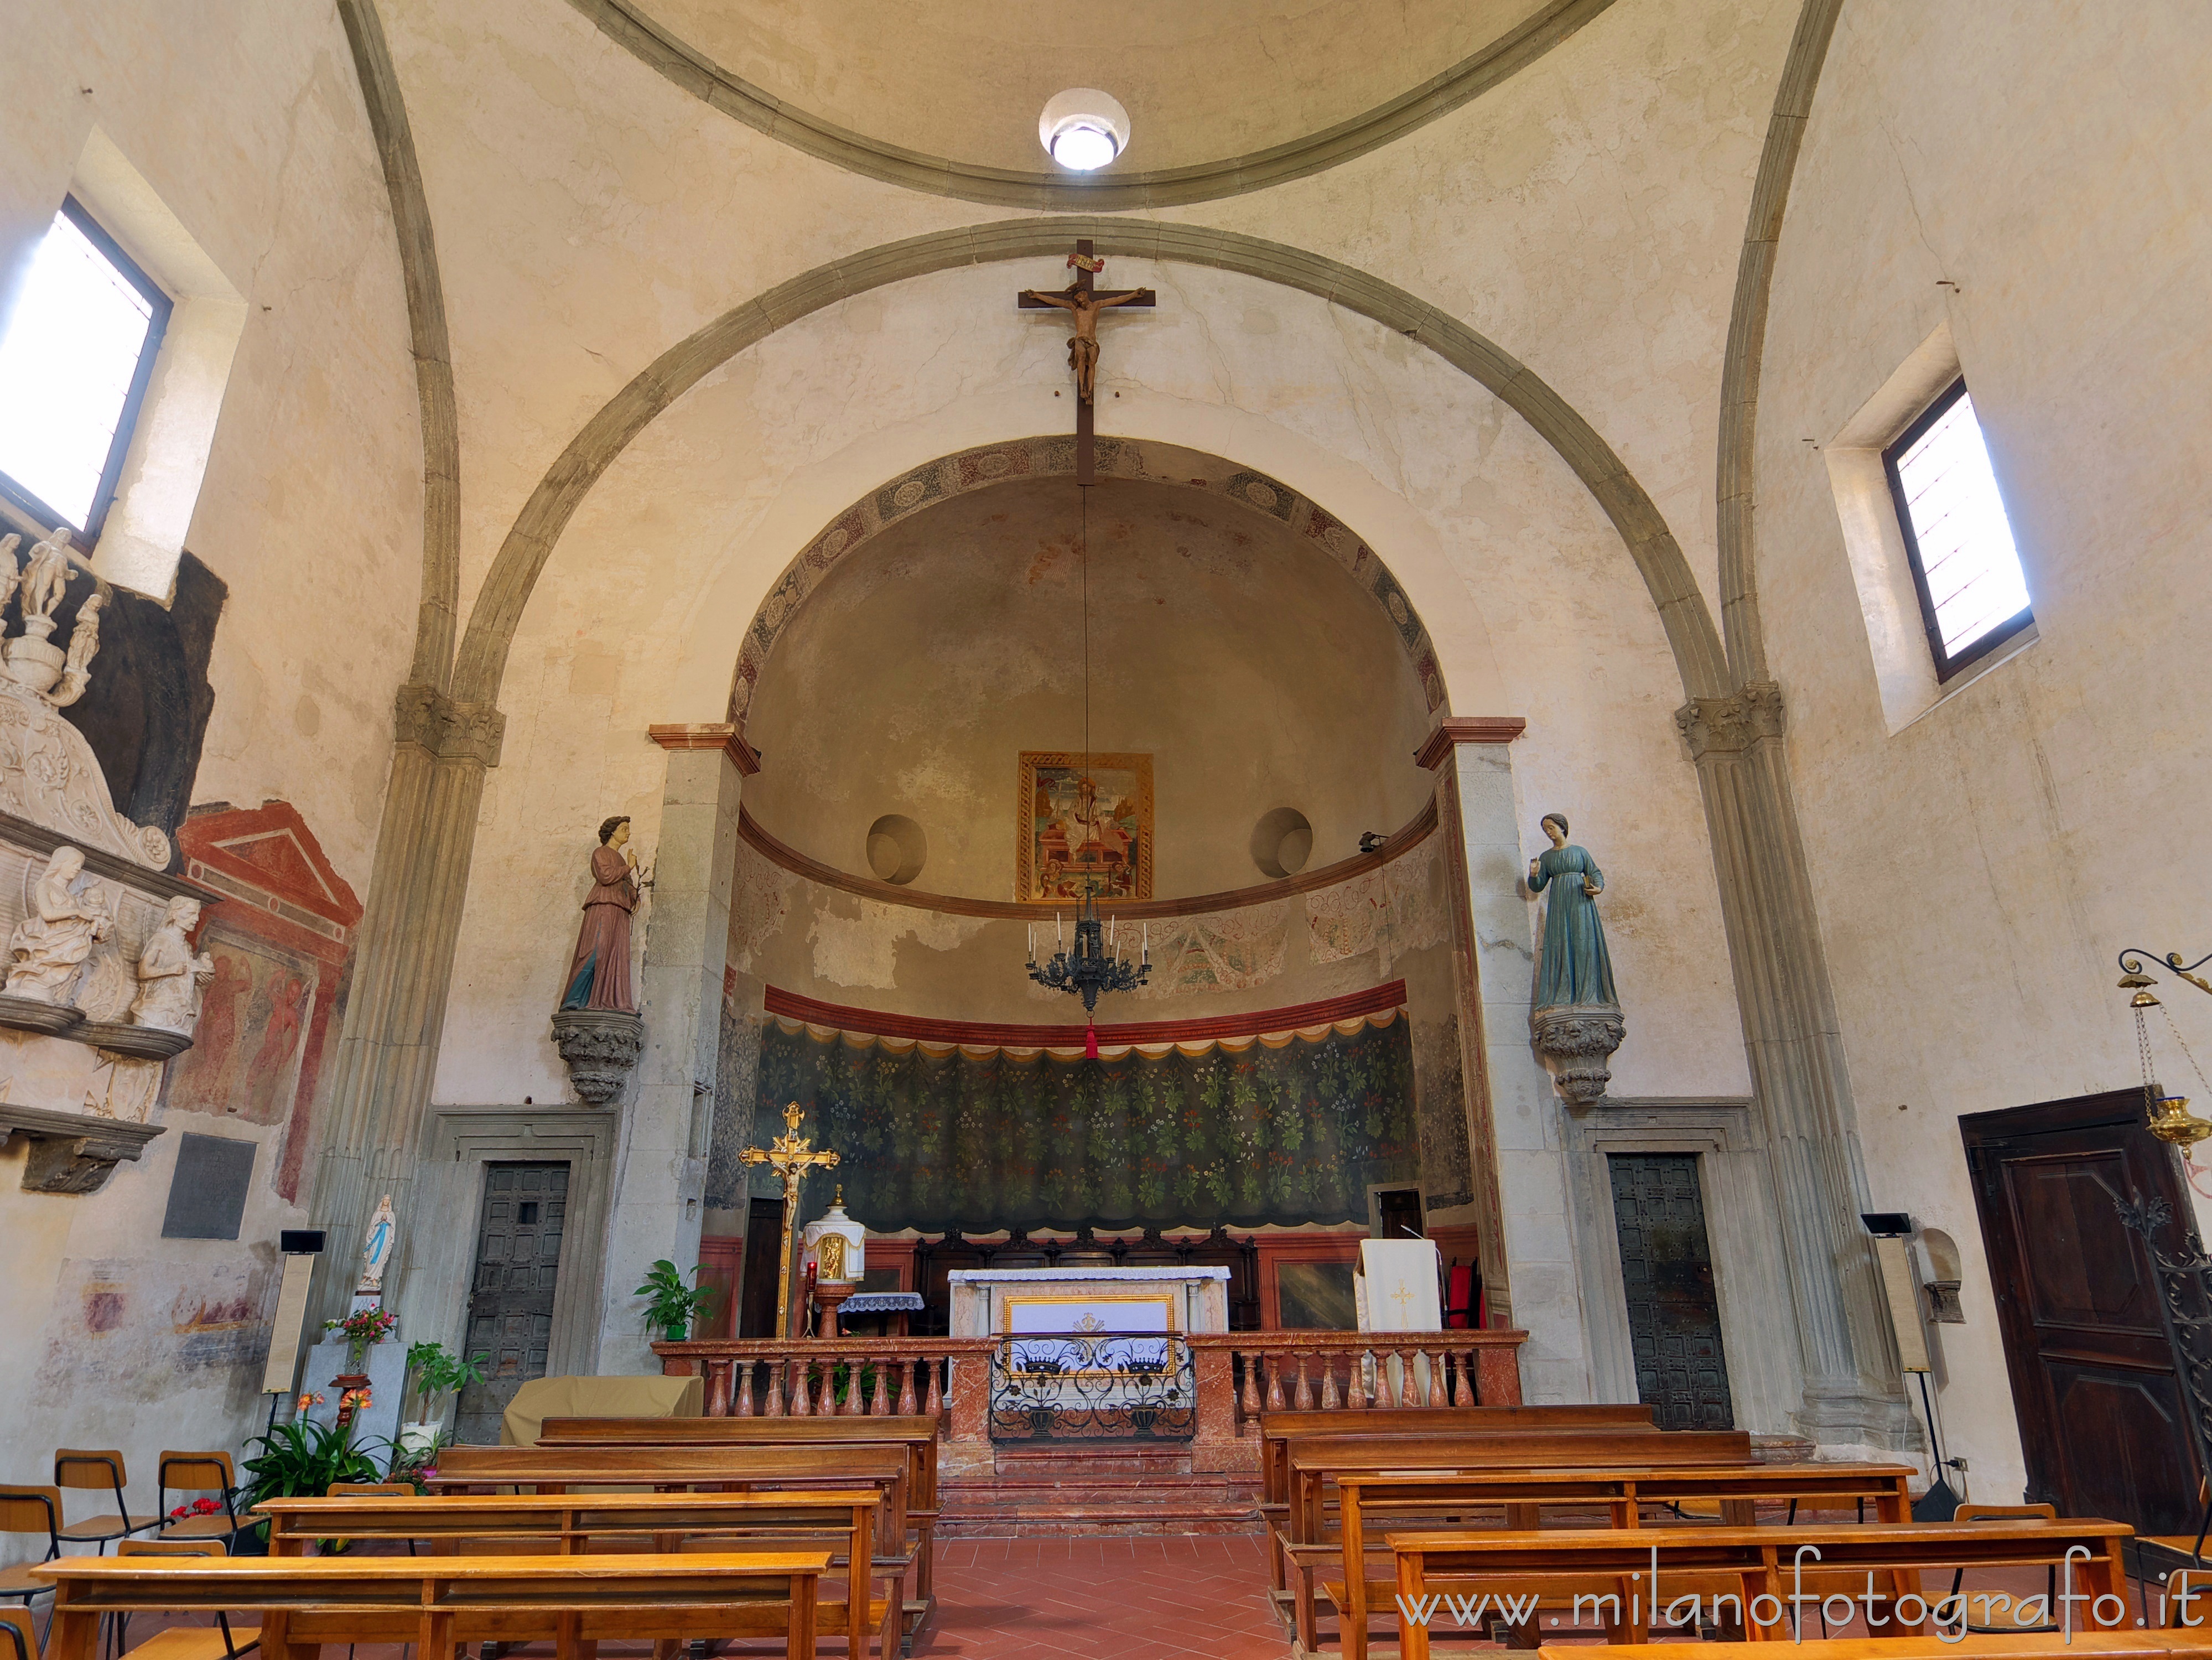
1286, 1428, 1754, 1549
255, 1490, 894, 1657
534, 1415, 941, 1603
1279, 1463, 1911, 1654
1273, 1429, 1755, 1640
35, 1550, 832, 1660
1259, 1405, 1657, 1507
432, 1445, 911, 1638
1550, 1637, 2212, 1660
1385, 1519, 2133, 1660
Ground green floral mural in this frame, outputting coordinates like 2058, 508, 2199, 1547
759, 1015, 1420, 1231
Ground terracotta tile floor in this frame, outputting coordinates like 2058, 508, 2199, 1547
911, 1534, 1288, 1659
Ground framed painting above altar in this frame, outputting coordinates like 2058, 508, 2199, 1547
1016, 751, 1152, 901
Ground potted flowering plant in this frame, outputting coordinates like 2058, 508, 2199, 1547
400, 1340, 487, 1454
324, 1305, 399, 1373
236, 1392, 382, 1552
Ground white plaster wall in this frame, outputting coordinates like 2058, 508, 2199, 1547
0, 0, 419, 1526
1, 0, 422, 890
374, 0, 1791, 646
435, 262, 1747, 1120
1756, 0, 2212, 1504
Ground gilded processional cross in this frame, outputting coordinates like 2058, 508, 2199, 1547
738, 1102, 841, 1340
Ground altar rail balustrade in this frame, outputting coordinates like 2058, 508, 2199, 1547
654, 1328, 1525, 1446
1197, 1331, 1527, 1429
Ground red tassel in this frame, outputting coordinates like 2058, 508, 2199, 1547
1084, 1019, 1100, 1059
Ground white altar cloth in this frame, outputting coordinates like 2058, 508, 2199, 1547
947, 1266, 1230, 1338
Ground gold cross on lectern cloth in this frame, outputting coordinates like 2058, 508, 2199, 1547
738, 1102, 840, 1340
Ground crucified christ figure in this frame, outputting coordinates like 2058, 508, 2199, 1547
1019, 281, 1151, 403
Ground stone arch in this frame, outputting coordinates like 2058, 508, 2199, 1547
561, 0, 1617, 211
455, 217, 1728, 710
729, 434, 1447, 733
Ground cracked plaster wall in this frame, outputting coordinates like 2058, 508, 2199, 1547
0, 0, 422, 1532
1755, 0, 2212, 1504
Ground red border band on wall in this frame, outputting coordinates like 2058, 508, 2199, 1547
761, 980, 1409, 1050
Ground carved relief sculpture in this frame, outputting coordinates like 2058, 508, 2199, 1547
6, 846, 113, 1003
1526, 812, 1626, 1106
129, 896, 216, 1033
0, 528, 172, 865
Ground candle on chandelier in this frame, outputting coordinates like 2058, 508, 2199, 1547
1028, 923, 1035, 962
1142, 920, 1148, 962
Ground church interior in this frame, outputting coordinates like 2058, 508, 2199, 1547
4, 1, 2210, 1656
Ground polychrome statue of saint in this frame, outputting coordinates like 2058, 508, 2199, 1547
559, 815, 640, 1013
1527, 812, 1617, 1010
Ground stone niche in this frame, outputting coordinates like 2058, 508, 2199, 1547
0, 528, 223, 1192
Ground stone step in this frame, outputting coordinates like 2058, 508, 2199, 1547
990, 1442, 1192, 1477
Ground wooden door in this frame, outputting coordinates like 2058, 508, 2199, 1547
453, 1162, 568, 1444
1962, 1090, 2203, 1532
1608, 1153, 1736, 1430
736, 1197, 783, 1337
695, 1235, 742, 1341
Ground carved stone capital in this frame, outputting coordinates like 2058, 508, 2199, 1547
0, 1102, 165, 1193
393, 683, 506, 766
551, 1008, 645, 1106
1674, 680, 1785, 761
1530, 1002, 1626, 1107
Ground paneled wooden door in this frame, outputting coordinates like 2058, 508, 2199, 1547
1608, 1152, 1736, 1429
1961, 1090, 2202, 1532
453, 1161, 569, 1444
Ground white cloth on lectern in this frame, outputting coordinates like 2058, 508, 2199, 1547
1358, 1239, 1442, 1332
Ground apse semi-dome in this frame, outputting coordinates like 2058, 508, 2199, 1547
1039, 89, 1130, 170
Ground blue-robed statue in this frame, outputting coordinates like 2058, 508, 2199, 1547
1527, 812, 1617, 1009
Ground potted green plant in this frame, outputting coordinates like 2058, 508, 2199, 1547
635, 1258, 713, 1341
399, 1341, 487, 1455
236, 1393, 383, 1552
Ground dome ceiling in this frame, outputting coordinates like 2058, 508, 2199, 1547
620, 0, 1582, 180
740, 473, 1435, 902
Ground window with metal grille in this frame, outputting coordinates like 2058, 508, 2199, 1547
0, 195, 173, 541
1883, 378, 2032, 681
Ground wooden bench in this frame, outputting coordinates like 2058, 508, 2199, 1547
1286, 1428, 1754, 1550
431, 1445, 911, 1638
1278, 1462, 1911, 1654
1259, 1405, 1657, 1507
534, 1415, 941, 1601
1384, 1519, 2133, 1660
255, 1490, 895, 1657
34, 1550, 832, 1660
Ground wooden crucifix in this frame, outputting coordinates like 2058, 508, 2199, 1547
1019, 239, 1154, 485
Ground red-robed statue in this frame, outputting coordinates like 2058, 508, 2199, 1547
559, 815, 640, 1012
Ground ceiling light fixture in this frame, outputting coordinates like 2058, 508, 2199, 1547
1039, 89, 1130, 172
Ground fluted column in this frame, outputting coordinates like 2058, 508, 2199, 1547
308, 683, 504, 1327
1676, 682, 1914, 1448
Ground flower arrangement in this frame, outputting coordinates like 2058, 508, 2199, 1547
167, 1498, 222, 1522
324, 1305, 398, 1371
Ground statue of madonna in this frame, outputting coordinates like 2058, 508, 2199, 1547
1527, 812, 1617, 1010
